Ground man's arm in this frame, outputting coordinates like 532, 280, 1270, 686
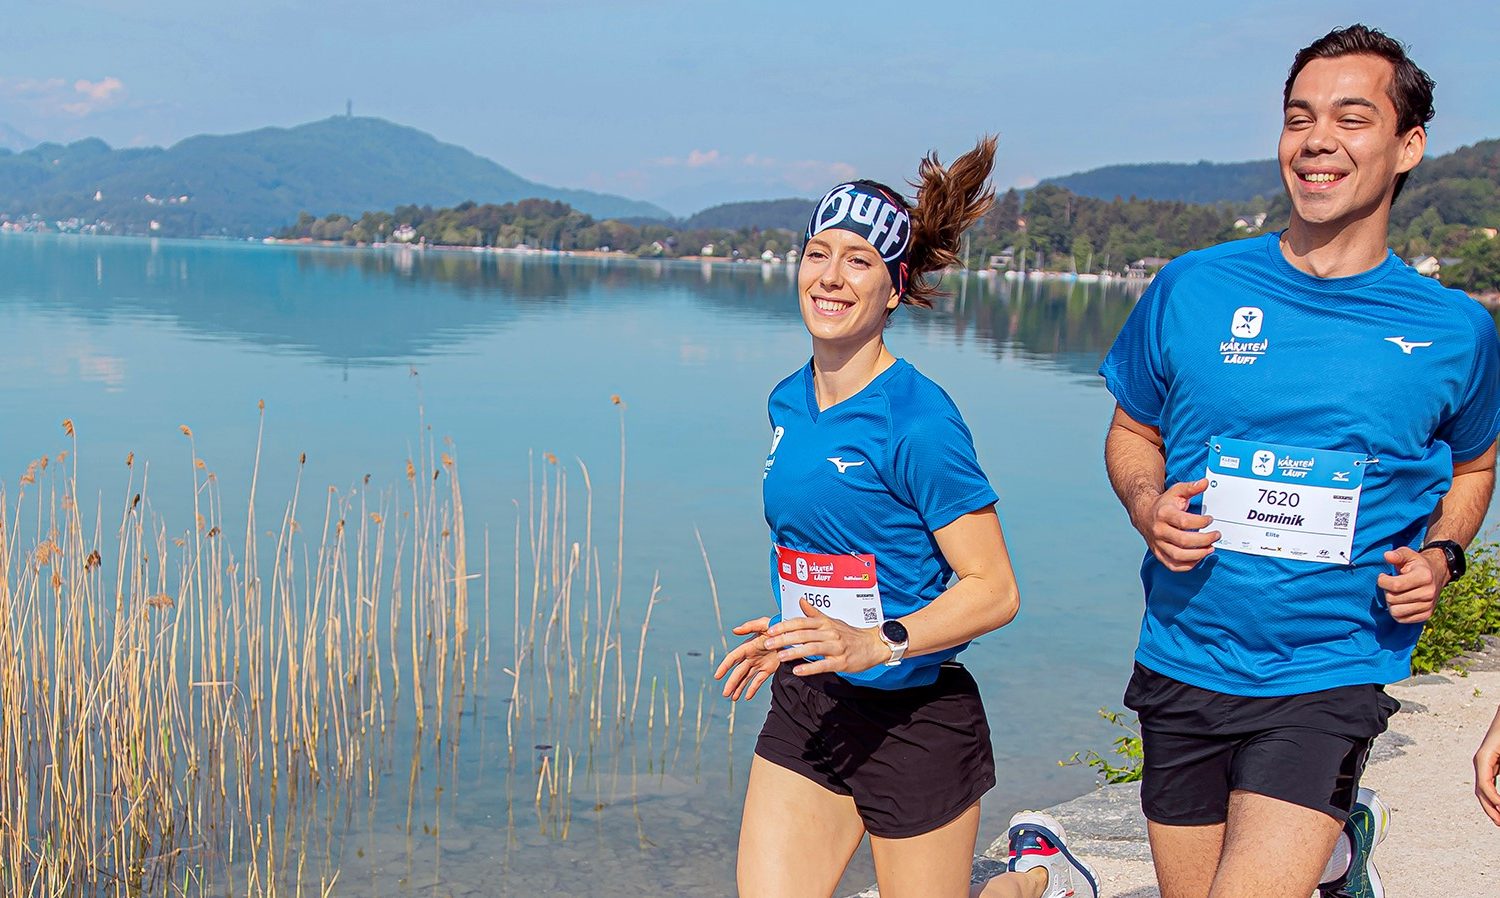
1380, 440, 1498, 624
1104, 404, 1221, 572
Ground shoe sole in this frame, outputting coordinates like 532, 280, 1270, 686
1350, 787, 1390, 898
1008, 812, 1099, 898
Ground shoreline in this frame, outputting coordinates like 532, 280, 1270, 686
849, 637, 1500, 897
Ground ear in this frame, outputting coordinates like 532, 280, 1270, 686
886, 286, 901, 312
1396, 126, 1427, 175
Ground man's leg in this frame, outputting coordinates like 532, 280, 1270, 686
1208, 790, 1343, 898
737, 754, 867, 898
866, 802, 1048, 898
1145, 820, 1226, 898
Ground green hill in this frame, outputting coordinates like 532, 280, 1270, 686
681, 198, 813, 232
0, 116, 667, 237
1042, 159, 1280, 204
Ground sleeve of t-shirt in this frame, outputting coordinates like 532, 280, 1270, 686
1437, 305, 1500, 462
891, 404, 999, 532
1099, 278, 1169, 426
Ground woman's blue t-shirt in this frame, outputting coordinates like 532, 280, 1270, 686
762, 358, 999, 689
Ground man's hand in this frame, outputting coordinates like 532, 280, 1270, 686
1378, 546, 1449, 624
763, 597, 887, 677
1134, 478, 1221, 572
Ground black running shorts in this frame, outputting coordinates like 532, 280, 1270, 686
1125, 663, 1400, 825
754, 661, 996, 838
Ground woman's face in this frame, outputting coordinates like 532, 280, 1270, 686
797, 228, 901, 350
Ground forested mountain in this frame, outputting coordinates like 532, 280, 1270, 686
681, 198, 812, 232
0, 116, 667, 236
1042, 159, 1281, 204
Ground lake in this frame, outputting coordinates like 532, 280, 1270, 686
0, 233, 1208, 895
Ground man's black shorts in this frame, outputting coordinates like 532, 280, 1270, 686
754, 661, 995, 838
1125, 663, 1400, 825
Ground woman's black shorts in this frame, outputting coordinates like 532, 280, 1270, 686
754, 661, 996, 838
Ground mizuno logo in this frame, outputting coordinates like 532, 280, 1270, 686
1332, 471, 1351, 482
1385, 336, 1433, 354
827, 457, 865, 473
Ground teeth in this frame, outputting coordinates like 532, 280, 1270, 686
815, 299, 849, 312
1303, 172, 1342, 183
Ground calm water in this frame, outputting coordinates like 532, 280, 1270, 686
0, 234, 1162, 895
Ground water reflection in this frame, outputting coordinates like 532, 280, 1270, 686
1, 236, 1153, 376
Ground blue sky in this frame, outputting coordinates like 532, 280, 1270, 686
3, 1, 1497, 215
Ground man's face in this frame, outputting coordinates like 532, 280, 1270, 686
1279, 54, 1425, 230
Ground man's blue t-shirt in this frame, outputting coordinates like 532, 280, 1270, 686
763, 358, 999, 689
1101, 232, 1500, 697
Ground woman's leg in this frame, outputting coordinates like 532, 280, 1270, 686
868, 802, 1048, 898
738, 754, 868, 898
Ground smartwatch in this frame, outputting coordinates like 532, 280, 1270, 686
1421, 539, 1466, 583
879, 619, 910, 667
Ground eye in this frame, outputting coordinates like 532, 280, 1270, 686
847, 256, 872, 269
1284, 115, 1312, 129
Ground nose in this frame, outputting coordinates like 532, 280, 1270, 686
1301, 116, 1339, 155
818, 257, 843, 289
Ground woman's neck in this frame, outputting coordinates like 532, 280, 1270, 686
811, 339, 896, 411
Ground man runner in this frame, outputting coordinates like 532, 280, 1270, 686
1100, 24, 1500, 898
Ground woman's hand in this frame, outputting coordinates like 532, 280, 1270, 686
1476, 705, 1500, 826
713, 616, 781, 701
765, 597, 887, 677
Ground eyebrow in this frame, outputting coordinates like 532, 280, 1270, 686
1285, 97, 1382, 114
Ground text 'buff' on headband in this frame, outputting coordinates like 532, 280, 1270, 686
805, 181, 912, 296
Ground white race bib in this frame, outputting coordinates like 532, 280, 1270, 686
775, 546, 883, 628
1201, 436, 1365, 565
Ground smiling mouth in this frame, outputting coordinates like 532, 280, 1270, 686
1297, 171, 1347, 186
813, 297, 853, 314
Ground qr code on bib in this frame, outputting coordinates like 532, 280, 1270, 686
1334, 512, 1350, 530
862, 608, 878, 624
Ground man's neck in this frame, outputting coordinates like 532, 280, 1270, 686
1280, 209, 1393, 279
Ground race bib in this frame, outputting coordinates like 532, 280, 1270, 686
1201, 436, 1365, 565
775, 546, 883, 628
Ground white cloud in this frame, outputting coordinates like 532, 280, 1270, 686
649, 148, 853, 188
63, 77, 125, 115
0, 75, 127, 118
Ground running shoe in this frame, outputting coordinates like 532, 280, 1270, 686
1320, 787, 1391, 898
1006, 811, 1099, 898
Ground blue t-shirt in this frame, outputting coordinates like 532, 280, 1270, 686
1101, 232, 1500, 696
763, 358, 999, 689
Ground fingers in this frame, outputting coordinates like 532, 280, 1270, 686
741, 668, 773, 702
730, 617, 771, 636
798, 596, 828, 619
791, 658, 837, 677
1166, 478, 1211, 498
1379, 548, 1439, 623
1147, 482, 1218, 572
1477, 751, 1500, 825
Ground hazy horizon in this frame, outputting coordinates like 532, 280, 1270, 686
3, 1, 1497, 215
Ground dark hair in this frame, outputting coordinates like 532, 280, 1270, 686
1284, 24, 1434, 199
902, 136, 997, 308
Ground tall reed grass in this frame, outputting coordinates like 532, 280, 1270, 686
0, 403, 727, 896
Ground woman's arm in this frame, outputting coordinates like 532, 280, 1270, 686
763, 506, 1019, 676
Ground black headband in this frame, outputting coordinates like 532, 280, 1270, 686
805, 181, 911, 295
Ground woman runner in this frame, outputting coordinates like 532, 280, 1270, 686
714, 139, 1098, 898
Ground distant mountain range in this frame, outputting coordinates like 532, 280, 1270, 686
0, 123, 34, 153
1041, 159, 1280, 204
0, 116, 668, 236
1, 112, 1492, 238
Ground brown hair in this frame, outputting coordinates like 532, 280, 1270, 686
903, 136, 997, 308
1284, 25, 1434, 199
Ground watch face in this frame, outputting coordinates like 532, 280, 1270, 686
881, 620, 909, 645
